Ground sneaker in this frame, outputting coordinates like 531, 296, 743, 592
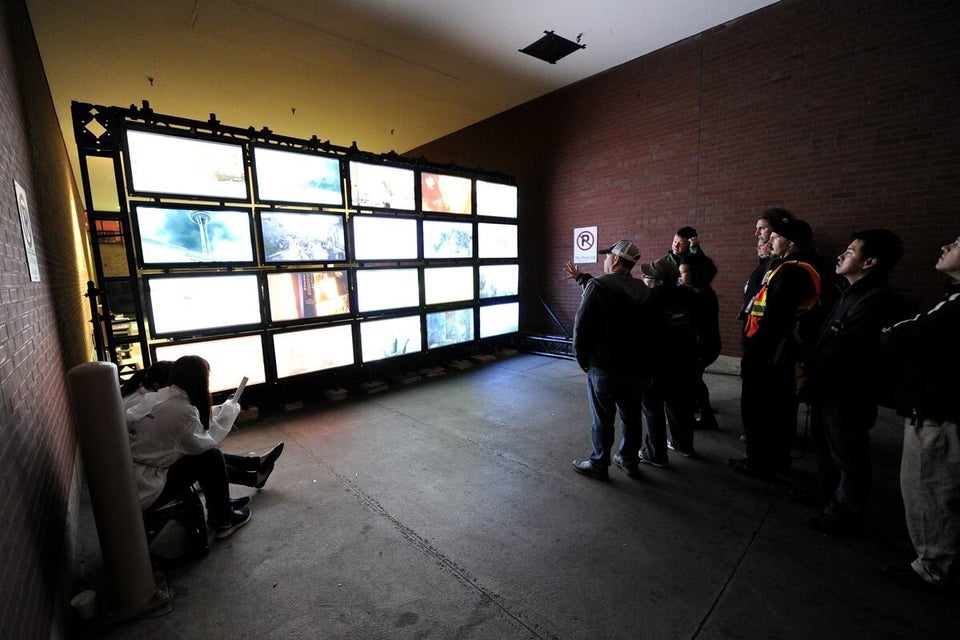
638, 451, 669, 468
613, 453, 640, 478
207, 497, 251, 525
666, 441, 697, 458
571, 459, 610, 481
214, 507, 252, 539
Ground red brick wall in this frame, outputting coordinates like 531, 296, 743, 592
1, 1, 91, 638
409, 0, 960, 353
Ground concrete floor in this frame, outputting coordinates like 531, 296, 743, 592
74, 353, 957, 639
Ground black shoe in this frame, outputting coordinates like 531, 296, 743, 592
254, 442, 284, 489
258, 442, 285, 472
728, 458, 775, 480
881, 563, 944, 593
613, 454, 640, 478
213, 507, 252, 539
572, 459, 610, 481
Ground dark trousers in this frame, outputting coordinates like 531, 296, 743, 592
641, 373, 697, 462
741, 362, 798, 474
811, 397, 876, 520
224, 452, 260, 486
151, 448, 232, 523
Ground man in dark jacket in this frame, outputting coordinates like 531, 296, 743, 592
800, 229, 903, 533
732, 216, 821, 479
881, 234, 960, 590
570, 240, 653, 480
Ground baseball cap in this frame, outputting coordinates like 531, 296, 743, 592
640, 255, 680, 283
770, 217, 812, 247
599, 240, 641, 264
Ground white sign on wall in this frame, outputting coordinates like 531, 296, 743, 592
14, 180, 40, 282
573, 226, 598, 264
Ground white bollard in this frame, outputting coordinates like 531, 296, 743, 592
67, 361, 164, 620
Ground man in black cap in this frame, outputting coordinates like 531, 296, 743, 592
568, 240, 653, 480
731, 216, 822, 479
637, 256, 701, 465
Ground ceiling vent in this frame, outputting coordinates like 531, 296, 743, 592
519, 30, 585, 64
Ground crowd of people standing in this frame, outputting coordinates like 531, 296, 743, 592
566, 213, 960, 593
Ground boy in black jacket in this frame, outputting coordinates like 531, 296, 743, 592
881, 234, 960, 590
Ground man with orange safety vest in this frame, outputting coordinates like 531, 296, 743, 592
730, 215, 821, 480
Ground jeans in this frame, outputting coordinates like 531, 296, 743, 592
586, 368, 646, 467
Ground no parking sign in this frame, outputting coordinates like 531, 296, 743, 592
573, 226, 598, 264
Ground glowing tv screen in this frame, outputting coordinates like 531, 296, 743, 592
479, 302, 519, 338
427, 308, 474, 349
352, 216, 418, 261
133, 205, 255, 266
360, 315, 422, 363
267, 270, 350, 321
272, 324, 355, 378
260, 211, 346, 263
478, 222, 518, 259
125, 129, 247, 200
355, 268, 420, 313
479, 264, 519, 299
423, 220, 473, 259
253, 146, 343, 206
349, 161, 416, 210
421, 172, 472, 214
146, 274, 262, 336
476, 180, 518, 218
154, 334, 266, 393
424, 266, 474, 305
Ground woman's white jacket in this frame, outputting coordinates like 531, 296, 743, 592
126, 385, 240, 509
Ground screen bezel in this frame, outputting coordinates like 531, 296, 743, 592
144, 272, 264, 339
265, 269, 352, 324
258, 209, 347, 265
348, 160, 417, 212
271, 323, 356, 379
152, 333, 267, 393
252, 145, 344, 207
122, 126, 249, 202
130, 202, 257, 269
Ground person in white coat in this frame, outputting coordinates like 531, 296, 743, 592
126, 355, 257, 538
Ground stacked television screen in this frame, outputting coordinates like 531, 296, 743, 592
120, 128, 519, 392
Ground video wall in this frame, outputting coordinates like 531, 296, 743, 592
74, 103, 520, 393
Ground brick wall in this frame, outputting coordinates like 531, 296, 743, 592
0, 1, 91, 638
409, 0, 960, 353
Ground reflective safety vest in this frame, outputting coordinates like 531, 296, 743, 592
744, 259, 821, 338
